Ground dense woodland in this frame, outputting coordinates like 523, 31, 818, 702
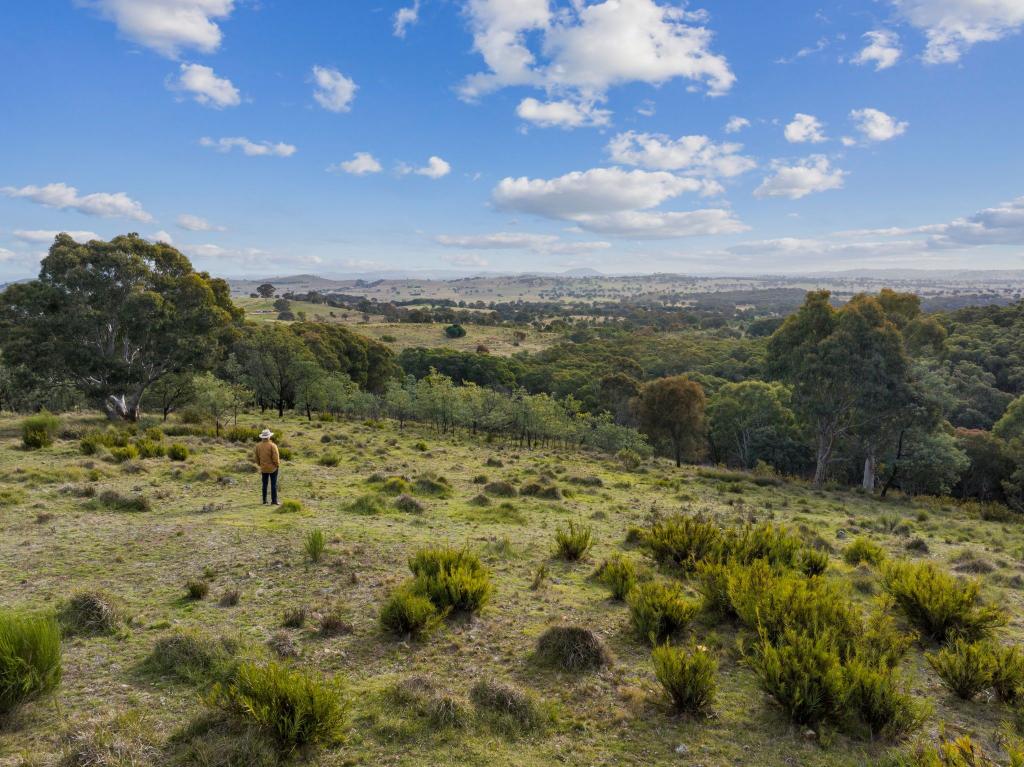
2, 234, 1023, 509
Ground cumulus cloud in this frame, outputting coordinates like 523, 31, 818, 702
784, 113, 827, 144
724, 236, 926, 267
492, 166, 745, 238
850, 108, 908, 142
399, 156, 451, 179
152, 230, 174, 243
394, 1, 420, 37
199, 137, 297, 157
13, 229, 101, 243
312, 66, 357, 113
0, 248, 15, 262
330, 152, 383, 176
926, 196, 1024, 248
754, 156, 847, 200
435, 232, 612, 254
1, 182, 153, 222
77, 0, 236, 57
516, 97, 611, 128
176, 213, 222, 231
890, 0, 1024, 63
724, 116, 750, 133
441, 253, 490, 267
169, 63, 240, 108
606, 131, 756, 179
460, 0, 734, 106
852, 29, 902, 70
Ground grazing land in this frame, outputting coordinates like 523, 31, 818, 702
2, 412, 1023, 766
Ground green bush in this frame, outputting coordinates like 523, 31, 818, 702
408, 547, 492, 614
413, 473, 452, 498
483, 481, 517, 497
643, 515, 723, 571
225, 426, 259, 442
797, 547, 830, 576
926, 638, 995, 700
991, 644, 1024, 703
380, 476, 412, 495
843, 660, 927, 738
554, 521, 593, 561
380, 585, 440, 638
210, 662, 348, 753
347, 494, 385, 515
695, 561, 733, 619
186, 579, 210, 600
81, 428, 132, 455
627, 580, 699, 645
652, 644, 717, 714
844, 537, 887, 567
146, 630, 236, 683
133, 438, 166, 459
0, 611, 62, 714
304, 529, 326, 564
21, 411, 61, 449
318, 451, 341, 467
394, 494, 425, 514
469, 679, 547, 736
168, 443, 189, 461
109, 445, 140, 463
594, 555, 636, 600
278, 499, 303, 514
750, 628, 845, 725
97, 490, 151, 513
882, 560, 1006, 642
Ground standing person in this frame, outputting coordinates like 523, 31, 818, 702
255, 428, 280, 506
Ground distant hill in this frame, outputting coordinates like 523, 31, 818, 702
562, 267, 603, 277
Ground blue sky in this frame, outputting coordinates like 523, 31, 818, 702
1, 0, 1023, 278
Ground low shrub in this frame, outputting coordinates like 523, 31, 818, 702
554, 521, 593, 561
347, 494, 385, 515
521, 482, 561, 500
413, 473, 452, 498
133, 438, 166, 459
643, 515, 722, 571
991, 644, 1024, 703
0, 611, 62, 714
145, 630, 236, 683
304, 528, 326, 563
379, 585, 440, 638
97, 490, 151, 512
842, 660, 927, 738
394, 494, 425, 514
22, 411, 61, 449
469, 679, 546, 736
844, 537, 887, 567
109, 445, 139, 463
926, 638, 995, 700
318, 451, 341, 467
534, 626, 611, 673
225, 426, 259, 443
749, 628, 845, 725
594, 555, 636, 600
167, 443, 189, 461
882, 560, 1006, 642
652, 644, 717, 714
380, 476, 412, 495
278, 499, 303, 514
57, 591, 122, 636
695, 561, 733, 619
282, 607, 307, 629
218, 589, 241, 607
209, 662, 348, 753
409, 547, 493, 615
318, 608, 353, 638
484, 481, 517, 497
186, 579, 210, 601
798, 547, 831, 576
627, 580, 699, 645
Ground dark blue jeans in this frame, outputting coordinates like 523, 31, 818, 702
261, 471, 278, 504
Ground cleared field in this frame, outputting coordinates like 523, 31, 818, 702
1, 413, 1022, 765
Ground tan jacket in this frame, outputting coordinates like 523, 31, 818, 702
255, 440, 280, 473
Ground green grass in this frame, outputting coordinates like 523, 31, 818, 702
2, 410, 1024, 765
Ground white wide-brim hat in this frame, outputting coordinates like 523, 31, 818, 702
259, 429, 274, 439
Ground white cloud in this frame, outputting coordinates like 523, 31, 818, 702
460, 0, 734, 103
312, 66, 357, 113
169, 63, 240, 108
927, 195, 1024, 248
176, 213, 223, 231
890, 0, 1024, 63
784, 113, 827, 143
0, 248, 14, 262
516, 97, 611, 129
399, 156, 451, 179
850, 108, 909, 142
491, 166, 744, 237
394, 1, 420, 37
725, 236, 926, 267
1, 182, 153, 222
199, 137, 296, 157
606, 131, 756, 178
435, 232, 612, 254
754, 155, 847, 199
852, 30, 902, 70
330, 152, 383, 176
441, 253, 490, 267
77, 0, 236, 57
724, 116, 750, 133
152, 230, 174, 243
13, 229, 101, 243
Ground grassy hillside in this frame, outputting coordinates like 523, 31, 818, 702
1, 413, 1023, 766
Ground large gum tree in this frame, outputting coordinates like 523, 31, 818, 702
0, 233, 242, 421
